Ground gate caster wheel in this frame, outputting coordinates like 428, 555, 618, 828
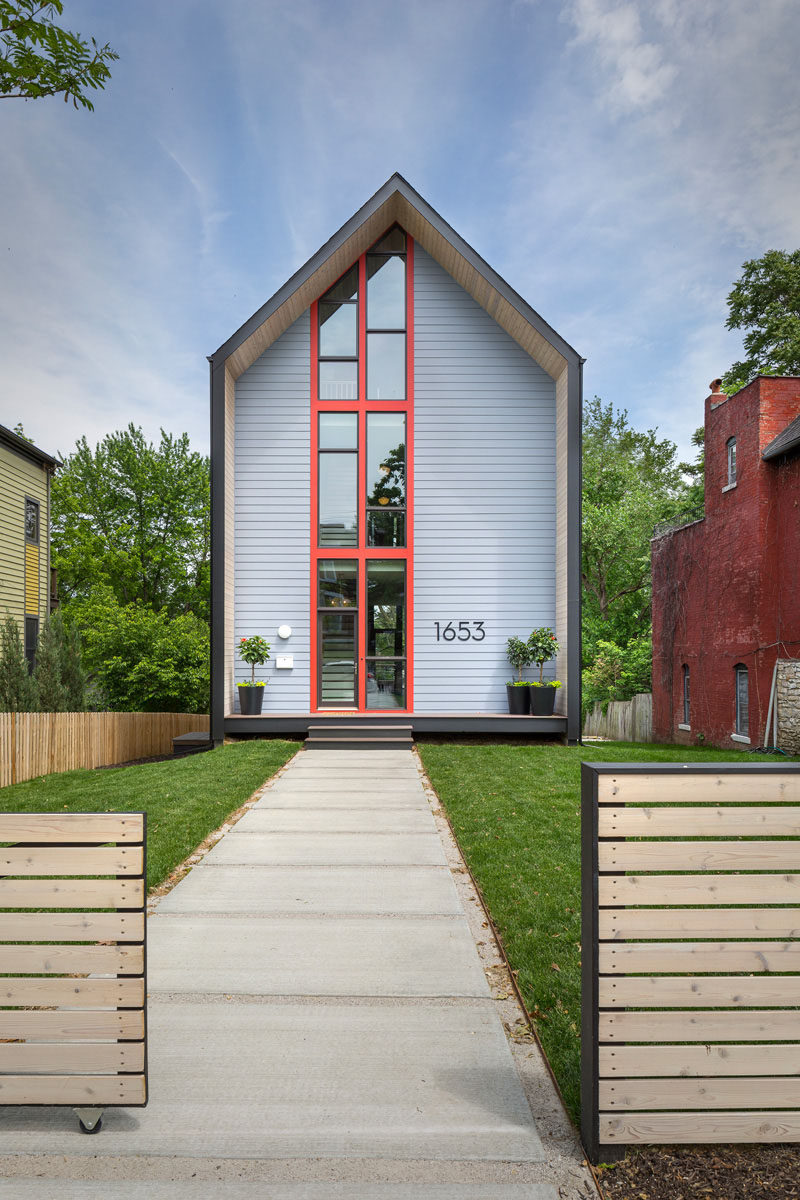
79, 1116, 102, 1134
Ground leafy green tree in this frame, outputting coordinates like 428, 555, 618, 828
1, 1, 116, 108
582, 396, 684, 652
506, 635, 531, 683
0, 614, 36, 711
56, 609, 86, 710
51, 425, 210, 621
582, 633, 652, 716
32, 613, 67, 711
677, 426, 705, 512
581, 397, 690, 713
30, 610, 86, 711
75, 587, 209, 714
722, 249, 800, 393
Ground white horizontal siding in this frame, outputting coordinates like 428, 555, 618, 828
234, 312, 310, 711
413, 247, 556, 712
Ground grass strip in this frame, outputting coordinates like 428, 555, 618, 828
416, 739, 789, 1124
0, 740, 299, 891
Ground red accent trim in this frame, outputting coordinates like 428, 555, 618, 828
310, 229, 414, 713
309, 300, 319, 709
406, 235, 415, 713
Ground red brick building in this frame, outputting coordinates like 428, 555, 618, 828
652, 376, 800, 751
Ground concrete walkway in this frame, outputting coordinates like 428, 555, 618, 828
0, 748, 598, 1199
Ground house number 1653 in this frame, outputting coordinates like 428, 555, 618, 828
434, 621, 486, 642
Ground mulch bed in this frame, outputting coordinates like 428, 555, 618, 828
597, 1146, 800, 1199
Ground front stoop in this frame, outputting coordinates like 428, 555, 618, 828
305, 723, 414, 751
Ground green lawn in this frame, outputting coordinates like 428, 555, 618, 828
416, 740, 789, 1124
0, 740, 299, 891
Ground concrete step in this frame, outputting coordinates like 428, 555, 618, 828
308, 724, 412, 741
304, 736, 413, 751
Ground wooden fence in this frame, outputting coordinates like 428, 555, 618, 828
0, 712, 210, 787
0, 812, 147, 1131
583, 693, 652, 743
581, 762, 800, 1163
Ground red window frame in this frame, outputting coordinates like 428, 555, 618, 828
310, 232, 414, 712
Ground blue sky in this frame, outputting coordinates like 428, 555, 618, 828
2, 0, 799, 465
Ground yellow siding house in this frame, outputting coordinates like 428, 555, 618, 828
0, 424, 60, 666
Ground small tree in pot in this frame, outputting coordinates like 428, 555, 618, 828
527, 627, 561, 715
506, 635, 532, 715
238, 634, 270, 715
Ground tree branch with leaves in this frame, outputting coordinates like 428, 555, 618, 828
1, 1, 117, 108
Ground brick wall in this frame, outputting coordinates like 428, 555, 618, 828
652, 377, 800, 750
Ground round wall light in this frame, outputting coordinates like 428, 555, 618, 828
277, 624, 292, 640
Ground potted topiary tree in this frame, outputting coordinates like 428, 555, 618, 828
527, 627, 561, 715
237, 634, 270, 715
506, 635, 532, 715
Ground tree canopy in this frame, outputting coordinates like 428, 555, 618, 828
581, 397, 690, 713
0, 1, 116, 107
722, 248, 800, 393
51, 425, 210, 622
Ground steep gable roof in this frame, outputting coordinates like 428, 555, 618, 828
210, 173, 582, 382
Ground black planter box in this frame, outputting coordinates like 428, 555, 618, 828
238, 685, 265, 715
530, 685, 558, 716
506, 684, 531, 715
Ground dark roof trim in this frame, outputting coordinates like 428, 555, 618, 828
0, 423, 60, 470
763, 412, 800, 460
210, 172, 583, 368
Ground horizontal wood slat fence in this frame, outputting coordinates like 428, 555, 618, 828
581, 762, 800, 1163
0, 812, 147, 1132
0, 712, 209, 787
583, 693, 652, 743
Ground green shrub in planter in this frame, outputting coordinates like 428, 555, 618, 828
506, 635, 532, 714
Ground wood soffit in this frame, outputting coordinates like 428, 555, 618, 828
220, 190, 572, 383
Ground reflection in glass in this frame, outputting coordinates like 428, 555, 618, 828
367, 510, 405, 547
365, 660, 406, 709
367, 255, 405, 329
367, 333, 405, 399
319, 412, 357, 449
319, 360, 357, 401
322, 265, 358, 303
319, 454, 357, 546
320, 612, 356, 706
370, 229, 406, 254
367, 560, 405, 656
319, 302, 357, 357
318, 560, 357, 608
367, 413, 405, 506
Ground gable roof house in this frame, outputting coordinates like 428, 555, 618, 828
0, 423, 60, 670
652, 376, 800, 753
209, 175, 583, 745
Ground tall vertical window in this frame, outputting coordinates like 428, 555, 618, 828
318, 412, 358, 546
318, 266, 358, 400
682, 664, 690, 725
367, 412, 406, 547
735, 663, 749, 736
24, 617, 38, 674
726, 437, 737, 487
366, 560, 406, 709
366, 230, 406, 400
25, 498, 39, 543
311, 225, 413, 711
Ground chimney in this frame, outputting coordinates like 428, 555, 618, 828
709, 377, 727, 409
